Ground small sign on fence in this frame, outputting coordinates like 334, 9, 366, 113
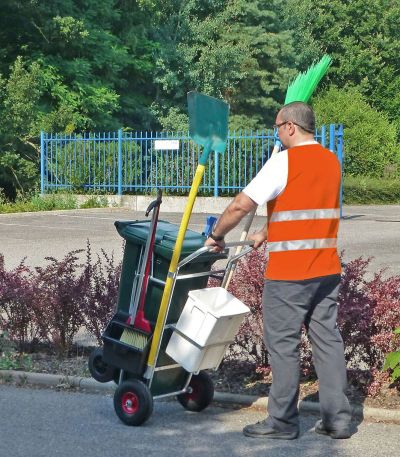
154, 139, 180, 150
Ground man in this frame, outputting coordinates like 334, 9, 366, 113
205, 102, 352, 440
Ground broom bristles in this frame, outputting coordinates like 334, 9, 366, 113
284, 54, 332, 105
120, 327, 148, 350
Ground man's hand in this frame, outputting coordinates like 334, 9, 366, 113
205, 236, 226, 252
248, 229, 267, 249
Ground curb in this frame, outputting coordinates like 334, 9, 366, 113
1, 370, 399, 422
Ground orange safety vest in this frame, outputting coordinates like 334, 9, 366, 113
266, 143, 341, 281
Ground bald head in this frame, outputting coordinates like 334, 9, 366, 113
278, 102, 315, 134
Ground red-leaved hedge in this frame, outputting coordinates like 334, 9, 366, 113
0, 243, 119, 355
1, 243, 399, 395
224, 248, 400, 395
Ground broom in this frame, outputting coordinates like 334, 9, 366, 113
223, 55, 332, 288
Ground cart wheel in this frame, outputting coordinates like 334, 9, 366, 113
177, 371, 214, 412
88, 347, 115, 383
114, 380, 153, 426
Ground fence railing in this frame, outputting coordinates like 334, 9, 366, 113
40, 125, 343, 200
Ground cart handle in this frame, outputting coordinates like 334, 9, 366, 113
176, 240, 255, 270
221, 246, 254, 288
145, 189, 162, 217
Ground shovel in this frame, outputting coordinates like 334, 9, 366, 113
144, 92, 229, 377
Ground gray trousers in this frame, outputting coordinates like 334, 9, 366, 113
263, 274, 351, 432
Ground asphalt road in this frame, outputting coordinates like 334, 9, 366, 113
0, 205, 399, 278
0, 207, 399, 455
0, 385, 398, 457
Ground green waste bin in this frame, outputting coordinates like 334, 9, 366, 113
114, 219, 226, 327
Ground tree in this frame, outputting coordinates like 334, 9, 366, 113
0, 0, 158, 131
148, 0, 297, 130
313, 87, 400, 177
0, 58, 43, 197
282, 0, 400, 134
0, 0, 158, 197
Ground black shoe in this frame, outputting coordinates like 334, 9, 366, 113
243, 419, 299, 440
314, 419, 351, 439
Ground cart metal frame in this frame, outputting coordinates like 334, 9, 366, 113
117, 241, 254, 399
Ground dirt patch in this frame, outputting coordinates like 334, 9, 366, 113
208, 360, 400, 410
16, 351, 399, 411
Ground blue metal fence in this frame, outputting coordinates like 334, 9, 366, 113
40, 125, 344, 200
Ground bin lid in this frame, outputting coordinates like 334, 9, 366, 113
114, 219, 209, 258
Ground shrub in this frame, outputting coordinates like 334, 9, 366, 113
223, 247, 400, 394
337, 258, 400, 379
221, 244, 268, 369
367, 274, 400, 358
0, 255, 39, 351
343, 176, 400, 205
80, 242, 122, 343
314, 86, 400, 178
337, 257, 377, 368
34, 250, 87, 355
0, 330, 32, 370
0, 242, 122, 355
0, 191, 78, 213
79, 195, 108, 209
383, 328, 400, 383
29, 193, 77, 211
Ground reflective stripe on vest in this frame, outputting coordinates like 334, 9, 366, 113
269, 208, 340, 223
268, 238, 337, 252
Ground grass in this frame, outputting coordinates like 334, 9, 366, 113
343, 176, 400, 205
0, 193, 108, 214
1, 177, 399, 212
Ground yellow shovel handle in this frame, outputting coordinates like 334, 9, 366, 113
146, 164, 205, 369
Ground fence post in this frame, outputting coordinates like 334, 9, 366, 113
40, 131, 45, 195
320, 124, 326, 147
329, 124, 335, 152
214, 152, 219, 197
337, 124, 344, 218
118, 129, 123, 195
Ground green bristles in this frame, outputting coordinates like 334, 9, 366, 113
120, 328, 148, 350
284, 55, 332, 105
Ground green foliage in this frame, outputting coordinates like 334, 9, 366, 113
79, 196, 108, 209
154, 106, 189, 132
0, 193, 78, 213
0, 152, 39, 198
383, 328, 400, 382
343, 176, 400, 205
0, 192, 107, 213
1, 0, 400, 197
314, 87, 400, 177
149, 0, 297, 129
0, 58, 43, 198
0, 331, 32, 370
282, 0, 400, 133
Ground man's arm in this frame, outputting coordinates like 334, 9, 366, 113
205, 192, 257, 250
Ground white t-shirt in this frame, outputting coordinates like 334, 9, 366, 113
243, 141, 319, 205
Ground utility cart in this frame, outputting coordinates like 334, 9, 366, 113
88, 208, 252, 426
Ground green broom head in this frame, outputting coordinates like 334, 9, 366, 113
284, 54, 332, 105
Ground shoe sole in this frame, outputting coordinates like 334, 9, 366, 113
315, 428, 351, 439
243, 430, 299, 440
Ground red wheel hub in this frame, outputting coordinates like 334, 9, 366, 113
121, 392, 139, 414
